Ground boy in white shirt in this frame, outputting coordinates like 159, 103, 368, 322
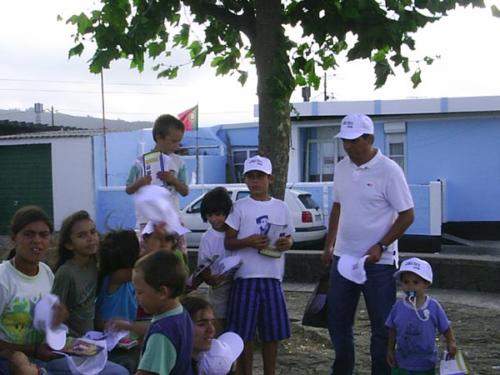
224, 155, 294, 375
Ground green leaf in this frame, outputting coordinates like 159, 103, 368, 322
237, 70, 248, 86
192, 51, 207, 67
157, 66, 179, 79
76, 13, 92, 34
173, 24, 190, 47
374, 60, 393, 88
189, 41, 202, 59
68, 43, 84, 58
411, 69, 422, 88
492, 5, 500, 17
147, 42, 165, 58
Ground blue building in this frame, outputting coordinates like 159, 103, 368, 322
2, 96, 499, 250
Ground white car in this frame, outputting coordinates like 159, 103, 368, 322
180, 187, 327, 248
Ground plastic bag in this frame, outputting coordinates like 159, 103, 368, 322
301, 267, 330, 328
439, 350, 469, 375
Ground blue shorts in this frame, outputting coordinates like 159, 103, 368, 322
226, 278, 290, 342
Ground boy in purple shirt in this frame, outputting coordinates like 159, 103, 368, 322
385, 257, 457, 374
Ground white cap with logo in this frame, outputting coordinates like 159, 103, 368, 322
243, 155, 272, 175
394, 257, 433, 284
335, 113, 374, 140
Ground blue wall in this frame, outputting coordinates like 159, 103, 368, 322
96, 183, 431, 235
406, 116, 500, 221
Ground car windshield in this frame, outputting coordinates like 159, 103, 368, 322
236, 191, 250, 200
298, 194, 319, 209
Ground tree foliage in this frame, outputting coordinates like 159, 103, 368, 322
67, 0, 486, 198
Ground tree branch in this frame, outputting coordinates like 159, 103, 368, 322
182, 0, 256, 43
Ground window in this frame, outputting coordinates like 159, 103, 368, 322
232, 149, 258, 182
305, 127, 345, 182
384, 122, 407, 173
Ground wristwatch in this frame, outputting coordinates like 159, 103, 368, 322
377, 242, 389, 252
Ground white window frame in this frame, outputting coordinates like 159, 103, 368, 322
384, 122, 407, 173
305, 136, 345, 182
232, 148, 258, 182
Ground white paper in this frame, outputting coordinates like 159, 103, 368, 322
143, 151, 170, 186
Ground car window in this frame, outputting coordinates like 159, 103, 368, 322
188, 197, 203, 213
236, 191, 250, 200
298, 194, 319, 209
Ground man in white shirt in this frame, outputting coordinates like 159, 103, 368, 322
322, 113, 415, 375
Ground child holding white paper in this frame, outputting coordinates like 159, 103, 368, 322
386, 257, 457, 374
224, 155, 294, 374
0, 206, 128, 375
196, 187, 234, 334
126, 114, 189, 230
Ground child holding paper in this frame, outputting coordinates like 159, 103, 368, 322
196, 187, 235, 334
386, 257, 457, 374
126, 114, 189, 231
224, 155, 294, 374
0, 206, 128, 375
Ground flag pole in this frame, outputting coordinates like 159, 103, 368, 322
196, 104, 199, 184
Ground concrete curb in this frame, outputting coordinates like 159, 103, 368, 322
188, 249, 500, 293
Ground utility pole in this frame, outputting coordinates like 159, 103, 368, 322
323, 72, 329, 101
51, 106, 55, 126
101, 71, 109, 186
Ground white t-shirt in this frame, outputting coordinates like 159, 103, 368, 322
333, 150, 414, 265
197, 227, 233, 274
225, 196, 294, 280
0, 261, 54, 344
198, 228, 233, 318
127, 152, 187, 226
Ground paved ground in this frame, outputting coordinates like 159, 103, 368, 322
242, 283, 500, 375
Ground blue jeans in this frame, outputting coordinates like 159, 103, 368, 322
327, 256, 396, 375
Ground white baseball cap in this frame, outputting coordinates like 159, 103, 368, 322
134, 185, 190, 236
33, 294, 68, 350
394, 257, 433, 284
337, 255, 369, 284
243, 155, 272, 175
335, 113, 374, 140
198, 332, 244, 375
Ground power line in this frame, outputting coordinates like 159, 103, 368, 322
0, 77, 185, 87
0, 88, 176, 95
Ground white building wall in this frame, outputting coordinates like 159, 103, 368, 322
51, 137, 95, 229
0, 137, 95, 230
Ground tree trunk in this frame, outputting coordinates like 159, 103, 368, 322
254, 0, 295, 200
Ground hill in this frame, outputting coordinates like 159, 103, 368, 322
0, 108, 152, 131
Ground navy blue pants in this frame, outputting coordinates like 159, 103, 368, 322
327, 256, 396, 375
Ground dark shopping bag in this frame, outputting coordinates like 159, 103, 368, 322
301, 267, 330, 328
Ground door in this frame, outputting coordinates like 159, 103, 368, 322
0, 144, 53, 234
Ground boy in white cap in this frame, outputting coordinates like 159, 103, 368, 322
385, 257, 457, 374
224, 155, 294, 375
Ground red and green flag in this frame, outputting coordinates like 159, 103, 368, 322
178, 105, 198, 131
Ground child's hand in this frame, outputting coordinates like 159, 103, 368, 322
139, 175, 152, 187
36, 343, 59, 361
51, 303, 68, 328
157, 170, 176, 185
275, 236, 293, 252
105, 319, 132, 332
386, 348, 396, 368
248, 234, 269, 250
447, 341, 457, 358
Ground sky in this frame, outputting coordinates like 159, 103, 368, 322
1, 1, 499, 126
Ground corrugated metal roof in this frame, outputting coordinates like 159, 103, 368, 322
0, 129, 114, 140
